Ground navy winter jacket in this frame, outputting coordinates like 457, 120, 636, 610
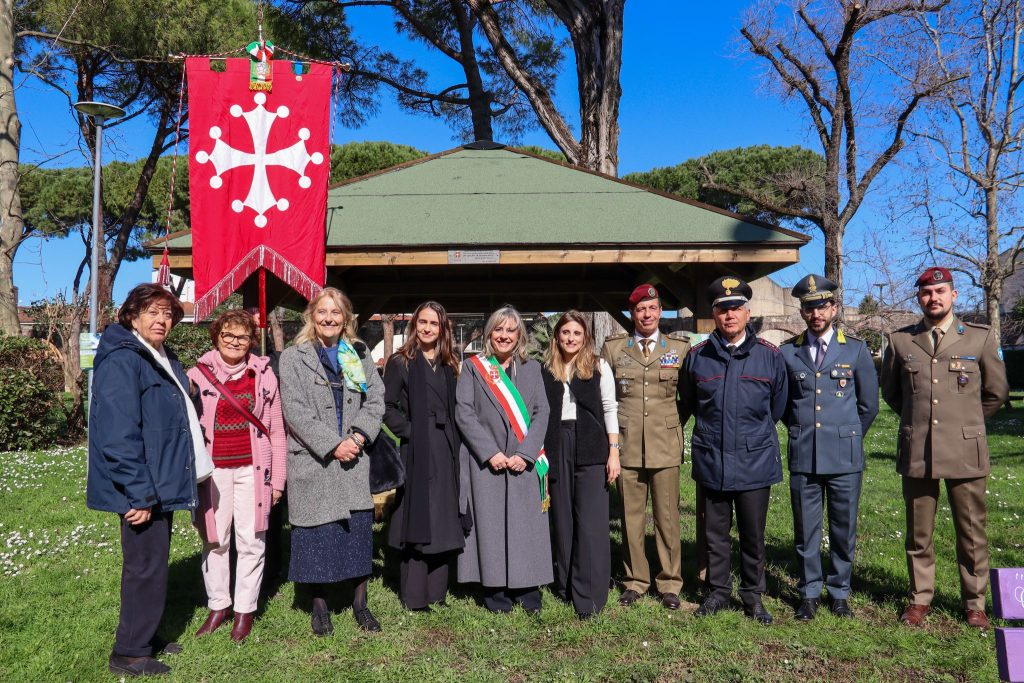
677, 326, 788, 492
86, 323, 198, 515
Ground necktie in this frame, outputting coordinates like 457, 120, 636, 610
815, 338, 826, 369
641, 339, 653, 360
727, 344, 737, 356
932, 328, 943, 354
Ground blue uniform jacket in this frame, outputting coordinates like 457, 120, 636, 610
678, 326, 788, 491
780, 329, 879, 475
86, 323, 198, 515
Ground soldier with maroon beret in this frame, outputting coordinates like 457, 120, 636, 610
881, 266, 1009, 629
601, 284, 690, 610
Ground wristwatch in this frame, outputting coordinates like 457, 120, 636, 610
609, 443, 621, 450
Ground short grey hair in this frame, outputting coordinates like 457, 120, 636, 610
482, 305, 528, 361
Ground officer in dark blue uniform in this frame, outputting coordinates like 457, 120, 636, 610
781, 275, 878, 621
678, 275, 788, 624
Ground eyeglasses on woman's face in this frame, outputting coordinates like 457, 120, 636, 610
219, 332, 253, 346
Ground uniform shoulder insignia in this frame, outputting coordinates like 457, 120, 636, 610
605, 332, 628, 341
842, 331, 863, 341
896, 323, 918, 334
690, 339, 709, 352
781, 335, 799, 346
757, 338, 780, 352
667, 331, 690, 341
963, 321, 990, 330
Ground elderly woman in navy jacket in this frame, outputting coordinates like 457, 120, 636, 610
677, 276, 788, 625
87, 283, 207, 678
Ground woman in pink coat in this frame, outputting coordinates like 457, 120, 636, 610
186, 310, 286, 642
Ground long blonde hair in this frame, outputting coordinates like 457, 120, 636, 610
482, 305, 529, 362
544, 310, 598, 382
293, 287, 358, 346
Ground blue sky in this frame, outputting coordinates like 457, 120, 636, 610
15, 1, 856, 306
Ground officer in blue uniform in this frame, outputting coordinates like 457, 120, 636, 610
780, 275, 878, 621
678, 275, 788, 624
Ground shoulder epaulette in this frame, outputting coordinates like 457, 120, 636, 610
839, 329, 862, 341
667, 331, 690, 341
896, 324, 918, 334
964, 321, 990, 330
781, 335, 799, 346
757, 338, 780, 353
690, 339, 709, 353
605, 332, 628, 341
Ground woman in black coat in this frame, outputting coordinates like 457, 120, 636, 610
541, 310, 621, 619
383, 301, 465, 610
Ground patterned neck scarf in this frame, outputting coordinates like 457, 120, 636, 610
335, 339, 367, 393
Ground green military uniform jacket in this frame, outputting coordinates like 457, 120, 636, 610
881, 316, 1009, 479
601, 331, 690, 469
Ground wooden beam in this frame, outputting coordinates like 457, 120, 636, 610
158, 247, 801, 270
324, 248, 801, 267
589, 293, 632, 332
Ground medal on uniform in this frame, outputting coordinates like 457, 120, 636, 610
839, 379, 847, 388
836, 391, 844, 398
958, 372, 968, 387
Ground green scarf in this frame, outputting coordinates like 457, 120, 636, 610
335, 340, 367, 393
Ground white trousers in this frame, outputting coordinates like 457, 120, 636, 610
202, 465, 265, 614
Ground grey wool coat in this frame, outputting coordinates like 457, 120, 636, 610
456, 356, 553, 589
279, 342, 384, 527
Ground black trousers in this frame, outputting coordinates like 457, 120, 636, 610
550, 421, 610, 617
113, 511, 172, 657
483, 586, 542, 613
399, 549, 454, 609
703, 486, 770, 607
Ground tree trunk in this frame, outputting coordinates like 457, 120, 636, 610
985, 185, 1002, 341
382, 313, 396, 362
269, 307, 286, 352
823, 216, 846, 321
0, 0, 23, 335
566, 0, 624, 176
592, 311, 613, 349
451, 0, 493, 142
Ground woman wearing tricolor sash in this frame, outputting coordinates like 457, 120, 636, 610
456, 306, 553, 613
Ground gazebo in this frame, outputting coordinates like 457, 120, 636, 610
153, 143, 807, 332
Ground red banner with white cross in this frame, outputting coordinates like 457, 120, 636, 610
186, 57, 330, 321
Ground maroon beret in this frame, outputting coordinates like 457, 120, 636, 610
916, 267, 953, 288
628, 284, 660, 307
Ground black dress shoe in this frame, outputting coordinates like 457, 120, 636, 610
795, 598, 819, 621
618, 589, 642, 607
744, 603, 773, 625
354, 607, 382, 632
830, 598, 854, 619
311, 604, 334, 637
661, 593, 681, 610
149, 638, 181, 655
108, 655, 171, 677
695, 596, 728, 617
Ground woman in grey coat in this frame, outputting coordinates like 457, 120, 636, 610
278, 287, 385, 635
456, 305, 553, 613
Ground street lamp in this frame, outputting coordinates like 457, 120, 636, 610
873, 282, 887, 357
73, 100, 126, 399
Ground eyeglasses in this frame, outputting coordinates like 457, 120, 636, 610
220, 332, 253, 345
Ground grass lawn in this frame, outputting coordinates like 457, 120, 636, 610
1, 402, 1022, 682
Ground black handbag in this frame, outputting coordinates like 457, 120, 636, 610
367, 425, 405, 494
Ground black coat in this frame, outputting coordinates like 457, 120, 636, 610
541, 366, 610, 480
383, 351, 464, 554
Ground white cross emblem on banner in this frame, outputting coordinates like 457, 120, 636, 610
195, 92, 325, 228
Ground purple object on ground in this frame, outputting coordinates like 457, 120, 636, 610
996, 628, 1024, 682
991, 568, 1024, 620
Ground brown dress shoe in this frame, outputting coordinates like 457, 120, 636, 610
195, 608, 231, 637
230, 612, 255, 642
965, 609, 990, 630
900, 603, 931, 626
660, 593, 681, 610
618, 589, 643, 607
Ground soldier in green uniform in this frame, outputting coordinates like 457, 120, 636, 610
602, 284, 691, 610
881, 267, 1009, 630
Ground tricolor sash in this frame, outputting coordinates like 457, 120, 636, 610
469, 354, 550, 510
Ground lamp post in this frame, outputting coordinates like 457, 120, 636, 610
873, 282, 887, 358
73, 100, 126, 401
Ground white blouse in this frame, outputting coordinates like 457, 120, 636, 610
559, 358, 618, 434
